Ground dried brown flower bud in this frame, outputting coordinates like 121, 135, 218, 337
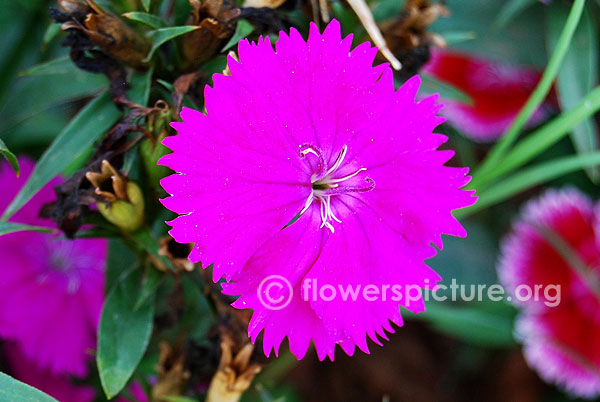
58, 0, 91, 15
180, 0, 241, 72
206, 331, 262, 402
156, 236, 195, 272
59, 0, 151, 69
152, 341, 191, 401
380, 0, 449, 78
242, 0, 286, 9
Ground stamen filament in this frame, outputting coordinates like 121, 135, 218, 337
326, 145, 348, 176
328, 167, 367, 183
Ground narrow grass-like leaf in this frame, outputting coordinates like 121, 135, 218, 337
129, 67, 154, 106
461, 152, 600, 217
156, 79, 174, 91
42, 23, 61, 46
142, 0, 151, 12
1, 92, 120, 220
0, 222, 53, 236
472, 85, 600, 189
222, 19, 255, 51
493, 0, 537, 30
0, 139, 19, 176
0, 372, 59, 402
19, 56, 74, 76
439, 30, 477, 45
123, 11, 165, 29
473, 0, 586, 184
413, 302, 515, 347
144, 26, 199, 62
547, 3, 599, 181
97, 269, 154, 398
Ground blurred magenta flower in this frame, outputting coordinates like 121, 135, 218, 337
115, 381, 149, 402
160, 20, 476, 360
499, 188, 600, 398
3, 343, 96, 402
423, 49, 553, 141
0, 157, 106, 377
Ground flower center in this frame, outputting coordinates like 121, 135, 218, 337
298, 144, 375, 233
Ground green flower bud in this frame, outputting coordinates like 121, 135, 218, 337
86, 160, 145, 232
97, 181, 145, 232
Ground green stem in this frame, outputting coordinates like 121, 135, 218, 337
470, 0, 586, 188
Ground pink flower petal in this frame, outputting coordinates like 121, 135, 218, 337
162, 20, 476, 360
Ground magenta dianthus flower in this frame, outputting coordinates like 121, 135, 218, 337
160, 20, 476, 360
3, 343, 96, 402
0, 157, 106, 377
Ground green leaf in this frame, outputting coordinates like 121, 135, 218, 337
142, 0, 151, 12
42, 23, 61, 46
417, 74, 473, 105
163, 396, 201, 402
97, 269, 155, 399
547, 3, 599, 182
222, 19, 255, 51
493, 0, 537, 30
472, 0, 586, 186
156, 79, 174, 92
129, 67, 154, 106
430, 0, 546, 67
135, 266, 164, 309
19, 56, 74, 76
428, 221, 499, 294
131, 228, 174, 271
1, 70, 108, 145
0, 139, 19, 176
0, 222, 53, 236
0, 372, 60, 402
414, 302, 516, 347
1, 92, 120, 221
471, 85, 600, 189
144, 26, 199, 62
123, 11, 165, 29
438, 30, 477, 45
106, 239, 138, 291
461, 152, 600, 217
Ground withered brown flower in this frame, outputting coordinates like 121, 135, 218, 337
180, 0, 241, 72
58, 0, 151, 69
380, 0, 449, 78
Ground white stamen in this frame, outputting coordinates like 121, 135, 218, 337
299, 192, 314, 216
325, 145, 348, 176
301, 148, 320, 158
328, 167, 367, 184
